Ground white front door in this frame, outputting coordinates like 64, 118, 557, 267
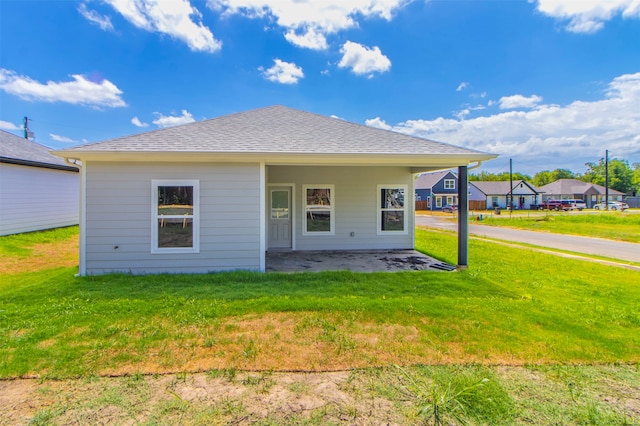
269, 187, 292, 249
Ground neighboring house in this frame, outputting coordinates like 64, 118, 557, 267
1, 130, 79, 236
415, 170, 485, 210
471, 180, 541, 210
537, 179, 624, 208
54, 106, 495, 275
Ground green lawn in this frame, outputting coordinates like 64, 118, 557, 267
1, 227, 638, 379
1, 226, 639, 425
474, 211, 640, 242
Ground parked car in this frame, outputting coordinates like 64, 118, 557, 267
564, 199, 586, 211
593, 201, 629, 211
539, 200, 570, 211
442, 204, 458, 213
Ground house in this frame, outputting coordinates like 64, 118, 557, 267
54, 106, 496, 275
1, 130, 79, 236
470, 180, 541, 210
537, 179, 624, 208
415, 170, 485, 210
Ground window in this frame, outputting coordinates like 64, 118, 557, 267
152, 180, 199, 253
378, 185, 408, 234
435, 197, 442, 208
446, 195, 455, 206
303, 185, 334, 235
444, 179, 455, 189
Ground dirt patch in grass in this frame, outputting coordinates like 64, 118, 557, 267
0, 234, 78, 274
98, 313, 435, 376
2, 366, 638, 425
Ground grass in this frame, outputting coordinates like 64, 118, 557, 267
1, 226, 639, 424
1, 226, 639, 379
471, 211, 640, 242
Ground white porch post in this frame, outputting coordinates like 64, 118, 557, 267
259, 162, 266, 272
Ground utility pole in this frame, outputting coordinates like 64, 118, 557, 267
509, 158, 513, 212
605, 150, 609, 211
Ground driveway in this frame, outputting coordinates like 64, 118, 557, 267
416, 214, 640, 263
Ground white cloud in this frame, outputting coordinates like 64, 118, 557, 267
0, 68, 126, 108
131, 116, 149, 127
78, 3, 114, 31
209, 0, 409, 49
338, 41, 391, 77
260, 59, 304, 84
0, 120, 20, 131
105, 0, 221, 52
365, 72, 640, 171
456, 82, 469, 92
152, 109, 195, 128
284, 27, 328, 50
365, 117, 392, 130
49, 133, 77, 143
535, 0, 640, 33
499, 94, 543, 109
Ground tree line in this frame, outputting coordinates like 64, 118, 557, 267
469, 159, 640, 195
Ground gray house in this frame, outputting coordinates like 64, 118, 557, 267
537, 179, 624, 208
54, 106, 495, 275
1, 130, 79, 236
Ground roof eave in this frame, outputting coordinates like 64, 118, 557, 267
53, 150, 497, 168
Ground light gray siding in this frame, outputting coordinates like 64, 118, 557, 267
0, 163, 79, 236
84, 162, 261, 274
268, 166, 414, 251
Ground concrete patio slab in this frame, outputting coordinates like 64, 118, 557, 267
266, 250, 456, 273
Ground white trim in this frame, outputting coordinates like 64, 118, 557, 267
151, 179, 200, 254
259, 163, 266, 271
435, 196, 443, 208
302, 184, 335, 236
377, 184, 409, 235
444, 179, 456, 189
79, 162, 87, 276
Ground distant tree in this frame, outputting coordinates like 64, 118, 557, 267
582, 158, 634, 193
632, 162, 640, 196
470, 171, 531, 181
469, 171, 499, 181
533, 168, 575, 187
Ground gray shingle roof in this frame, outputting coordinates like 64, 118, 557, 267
415, 170, 455, 189
58, 105, 490, 157
537, 179, 623, 196
0, 130, 77, 171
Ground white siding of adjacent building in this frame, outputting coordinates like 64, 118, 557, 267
0, 163, 79, 236
83, 162, 262, 275
267, 166, 414, 251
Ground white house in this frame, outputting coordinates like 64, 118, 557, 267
54, 106, 496, 275
471, 180, 541, 210
1, 130, 79, 236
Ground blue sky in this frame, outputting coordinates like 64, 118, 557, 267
1, 0, 639, 176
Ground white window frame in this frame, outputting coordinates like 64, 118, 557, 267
435, 196, 443, 208
377, 184, 408, 235
151, 179, 200, 254
444, 179, 456, 189
446, 195, 455, 206
303, 185, 335, 236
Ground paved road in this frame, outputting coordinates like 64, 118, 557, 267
416, 214, 640, 263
